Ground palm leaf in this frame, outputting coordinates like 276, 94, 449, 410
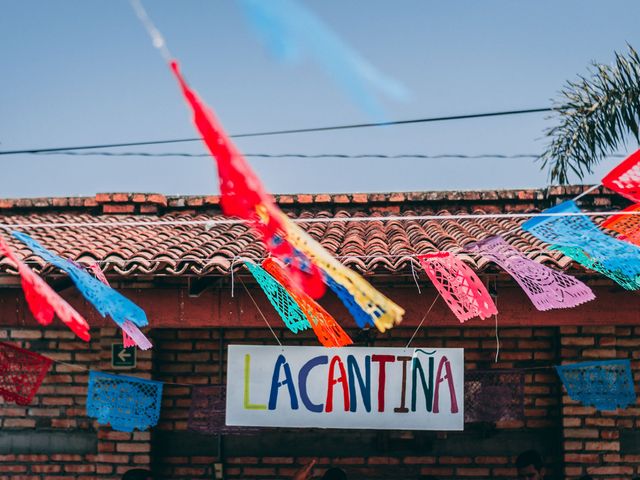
541, 45, 640, 184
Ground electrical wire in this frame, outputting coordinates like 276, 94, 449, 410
0, 108, 552, 156
24, 151, 628, 160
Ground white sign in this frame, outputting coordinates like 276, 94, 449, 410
226, 345, 464, 431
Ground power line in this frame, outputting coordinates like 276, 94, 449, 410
26, 151, 629, 160
0, 208, 632, 230
0, 107, 552, 156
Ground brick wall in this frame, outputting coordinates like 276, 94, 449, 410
0, 327, 152, 480
0, 324, 638, 480
560, 326, 640, 480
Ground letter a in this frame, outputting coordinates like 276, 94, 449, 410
433, 356, 459, 414
268, 354, 299, 410
325, 356, 350, 412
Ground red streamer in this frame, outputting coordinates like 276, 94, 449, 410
602, 149, 640, 202
169, 60, 325, 298
0, 237, 90, 341
418, 252, 497, 323
0, 342, 53, 405
262, 258, 353, 347
602, 204, 640, 246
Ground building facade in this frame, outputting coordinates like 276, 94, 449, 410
0, 187, 638, 479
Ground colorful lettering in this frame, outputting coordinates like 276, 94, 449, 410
372, 354, 395, 412
325, 355, 350, 412
411, 355, 434, 412
299, 355, 328, 413
244, 354, 267, 410
433, 356, 459, 414
394, 355, 412, 413
347, 354, 371, 412
268, 354, 299, 410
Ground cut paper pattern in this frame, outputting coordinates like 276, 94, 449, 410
244, 261, 311, 333
522, 200, 640, 289
87, 371, 163, 432
602, 149, 640, 202
556, 359, 637, 411
85, 263, 151, 351
467, 235, 595, 311
464, 370, 525, 423
602, 204, 640, 246
188, 385, 259, 435
238, 0, 408, 119
0, 342, 52, 405
262, 258, 352, 347
418, 252, 497, 323
170, 60, 404, 332
0, 237, 90, 341
13, 232, 149, 328
554, 245, 639, 290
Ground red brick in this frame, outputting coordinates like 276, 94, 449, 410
95, 193, 112, 202
140, 205, 159, 214
296, 194, 313, 203
102, 204, 135, 213
148, 194, 168, 206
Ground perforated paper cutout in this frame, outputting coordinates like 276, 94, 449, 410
0, 237, 90, 341
244, 261, 311, 333
169, 61, 323, 297
262, 258, 352, 347
87, 371, 163, 432
85, 263, 151, 350
467, 235, 595, 310
418, 252, 497, 323
556, 359, 637, 411
602, 149, 640, 202
464, 370, 525, 423
170, 60, 404, 332
0, 342, 52, 405
522, 201, 640, 289
13, 232, 148, 327
553, 245, 639, 290
602, 204, 640, 246
188, 385, 259, 435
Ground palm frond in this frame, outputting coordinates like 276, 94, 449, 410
540, 45, 640, 184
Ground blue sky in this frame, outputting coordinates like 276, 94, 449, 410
1, 0, 639, 197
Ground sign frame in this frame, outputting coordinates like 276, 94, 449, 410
226, 345, 464, 431
111, 343, 137, 369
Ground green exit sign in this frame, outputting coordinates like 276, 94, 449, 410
111, 343, 136, 368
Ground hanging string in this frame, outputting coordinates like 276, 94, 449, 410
129, 0, 172, 61
238, 276, 283, 346
43, 354, 193, 387
410, 260, 422, 294
0, 208, 638, 231
230, 255, 242, 298
573, 183, 602, 202
405, 294, 440, 348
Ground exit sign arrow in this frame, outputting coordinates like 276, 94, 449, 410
111, 343, 136, 368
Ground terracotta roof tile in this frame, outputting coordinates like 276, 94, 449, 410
0, 187, 628, 277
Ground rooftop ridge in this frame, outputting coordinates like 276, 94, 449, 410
0, 185, 624, 214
